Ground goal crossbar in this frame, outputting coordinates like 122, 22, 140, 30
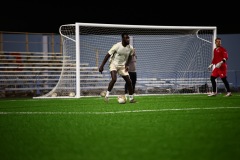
33, 22, 216, 98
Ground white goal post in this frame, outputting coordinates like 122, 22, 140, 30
34, 22, 216, 98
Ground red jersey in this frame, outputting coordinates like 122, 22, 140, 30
212, 46, 228, 65
211, 46, 228, 78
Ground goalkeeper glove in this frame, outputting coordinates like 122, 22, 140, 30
208, 64, 213, 70
215, 61, 224, 68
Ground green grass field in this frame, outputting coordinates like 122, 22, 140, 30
0, 94, 240, 160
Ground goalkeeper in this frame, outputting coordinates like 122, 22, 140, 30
207, 37, 232, 97
98, 33, 137, 103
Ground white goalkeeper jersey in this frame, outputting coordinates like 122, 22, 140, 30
108, 42, 134, 66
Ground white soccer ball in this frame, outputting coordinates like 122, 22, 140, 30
100, 91, 106, 97
51, 92, 57, 97
117, 95, 126, 104
69, 92, 75, 97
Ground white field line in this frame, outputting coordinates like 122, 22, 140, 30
0, 107, 240, 115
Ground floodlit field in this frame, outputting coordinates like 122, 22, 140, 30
0, 94, 240, 160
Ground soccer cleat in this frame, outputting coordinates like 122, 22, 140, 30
104, 96, 109, 103
129, 99, 137, 103
225, 92, 232, 97
208, 92, 217, 97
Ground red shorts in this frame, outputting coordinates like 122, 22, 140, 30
211, 65, 227, 78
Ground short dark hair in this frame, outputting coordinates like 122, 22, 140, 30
216, 37, 221, 41
121, 33, 129, 38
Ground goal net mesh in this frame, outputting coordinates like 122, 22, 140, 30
37, 23, 215, 98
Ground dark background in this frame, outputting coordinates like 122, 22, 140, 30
1, 1, 239, 34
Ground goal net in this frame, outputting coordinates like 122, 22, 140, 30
35, 22, 216, 98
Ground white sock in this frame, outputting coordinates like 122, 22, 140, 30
106, 91, 110, 97
125, 94, 128, 99
129, 95, 133, 101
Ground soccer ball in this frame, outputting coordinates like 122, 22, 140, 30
100, 91, 106, 97
69, 92, 75, 97
117, 95, 126, 104
51, 92, 57, 97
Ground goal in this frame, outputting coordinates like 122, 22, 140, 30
35, 22, 216, 98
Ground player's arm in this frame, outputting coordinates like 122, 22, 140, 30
216, 57, 227, 68
125, 55, 132, 71
125, 48, 135, 71
125, 49, 135, 71
99, 53, 110, 74
208, 63, 213, 70
216, 49, 228, 68
208, 51, 215, 70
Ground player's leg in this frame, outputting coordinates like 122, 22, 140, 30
104, 64, 118, 102
130, 72, 137, 94
221, 77, 232, 96
124, 72, 135, 98
122, 75, 136, 103
105, 70, 117, 102
122, 75, 133, 95
208, 68, 219, 96
119, 66, 136, 103
208, 76, 217, 96
222, 77, 230, 92
219, 67, 232, 96
124, 82, 128, 100
124, 81, 128, 94
108, 71, 117, 91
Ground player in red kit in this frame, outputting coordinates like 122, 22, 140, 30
207, 37, 232, 97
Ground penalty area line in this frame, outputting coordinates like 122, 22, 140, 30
0, 106, 240, 115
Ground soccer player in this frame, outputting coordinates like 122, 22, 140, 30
99, 33, 137, 103
208, 37, 232, 97
125, 48, 137, 100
